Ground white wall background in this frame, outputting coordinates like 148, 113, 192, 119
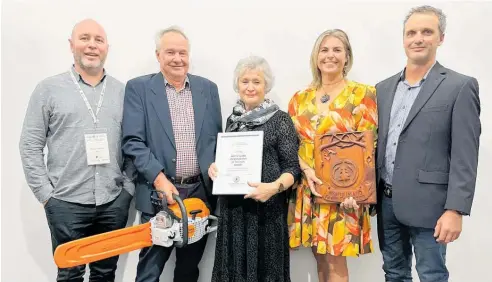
2, 0, 492, 281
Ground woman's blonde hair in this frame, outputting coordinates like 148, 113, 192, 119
309, 29, 353, 89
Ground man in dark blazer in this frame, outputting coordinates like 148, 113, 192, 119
375, 6, 481, 282
122, 26, 222, 282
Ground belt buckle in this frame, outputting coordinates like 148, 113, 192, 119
384, 185, 392, 198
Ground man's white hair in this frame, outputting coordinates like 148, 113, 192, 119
154, 26, 189, 50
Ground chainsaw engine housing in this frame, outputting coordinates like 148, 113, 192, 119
149, 192, 218, 248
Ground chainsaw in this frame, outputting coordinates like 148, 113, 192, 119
53, 190, 218, 268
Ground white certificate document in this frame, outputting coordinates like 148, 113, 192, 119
212, 131, 263, 195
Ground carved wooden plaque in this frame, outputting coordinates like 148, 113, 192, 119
313, 131, 377, 204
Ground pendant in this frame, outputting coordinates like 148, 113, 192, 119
320, 94, 330, 103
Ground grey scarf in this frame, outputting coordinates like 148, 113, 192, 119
226, 98, 279, 132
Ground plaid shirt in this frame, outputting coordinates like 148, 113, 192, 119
165, 77, 200, 177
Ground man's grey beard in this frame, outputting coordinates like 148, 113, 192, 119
75, 55, 106, 75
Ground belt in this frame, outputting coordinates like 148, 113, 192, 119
381, 179, 392, 198
167, 174, 201, 185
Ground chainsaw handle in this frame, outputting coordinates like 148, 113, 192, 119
172, 194, 188, 248
207, 215, 219, 234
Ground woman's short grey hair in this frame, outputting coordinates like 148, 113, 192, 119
404, 5, 447, 36
233, 56, 275, 94
155, 26, 189, 50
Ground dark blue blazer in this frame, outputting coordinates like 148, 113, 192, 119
122, 72, 222, 214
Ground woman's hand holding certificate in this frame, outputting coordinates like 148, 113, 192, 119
208, 162, 277, 202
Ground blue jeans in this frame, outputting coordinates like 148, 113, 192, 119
380, 195, 448, 282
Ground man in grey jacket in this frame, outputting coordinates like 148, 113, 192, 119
375, 5, 481, 282
19, 19, 134, 282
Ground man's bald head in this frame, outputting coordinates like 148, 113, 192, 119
69, 19, 109, 75
71, 19, 107, 41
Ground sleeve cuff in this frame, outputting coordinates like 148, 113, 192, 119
33, 183, 54, 203
144, 162, 165, 185
123, 179, 135, 196
444, 194, 472, 216
282, 168, 301, 183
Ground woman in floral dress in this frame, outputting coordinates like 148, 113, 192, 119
287, 29, 378, 282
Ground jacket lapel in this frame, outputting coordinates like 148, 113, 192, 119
189, 74, 207, 145
380, 73, 400, 142
401, 62, 446, 133
149, 72, 176, 149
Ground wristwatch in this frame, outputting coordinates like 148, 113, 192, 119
277, 182, 284, 193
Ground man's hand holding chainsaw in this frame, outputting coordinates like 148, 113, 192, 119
154, 172, 179, 205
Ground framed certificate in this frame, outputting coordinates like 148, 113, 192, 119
212, 131, 263, 195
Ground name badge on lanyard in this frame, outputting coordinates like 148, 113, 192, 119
69, 69, 110, 165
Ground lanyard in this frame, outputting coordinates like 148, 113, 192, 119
69, 69, 107, 125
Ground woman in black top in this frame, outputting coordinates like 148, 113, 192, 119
210, 55, 301, 282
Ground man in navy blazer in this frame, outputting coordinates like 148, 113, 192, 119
375, 6, 481, 282
122, 26, 222, 282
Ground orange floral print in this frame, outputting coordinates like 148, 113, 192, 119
287, 81, 378, 256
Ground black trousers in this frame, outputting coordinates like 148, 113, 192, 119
44, 189, 132, 282
135, 181, 209, 282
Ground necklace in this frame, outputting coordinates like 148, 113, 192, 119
320, 93, 330, 103
320, 77, 345, 103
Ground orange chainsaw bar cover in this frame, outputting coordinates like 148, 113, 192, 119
54, 198, 211, 268
54, 222, 152, 268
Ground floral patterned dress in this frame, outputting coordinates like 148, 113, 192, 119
287, 81, 378, 256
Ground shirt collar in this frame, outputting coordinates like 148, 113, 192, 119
71, 65, 107, 85
399, 61, 436, 84
163, 75, 190, 89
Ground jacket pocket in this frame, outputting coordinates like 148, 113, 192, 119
417, 170, 449, 184
420, 104, 449, 112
